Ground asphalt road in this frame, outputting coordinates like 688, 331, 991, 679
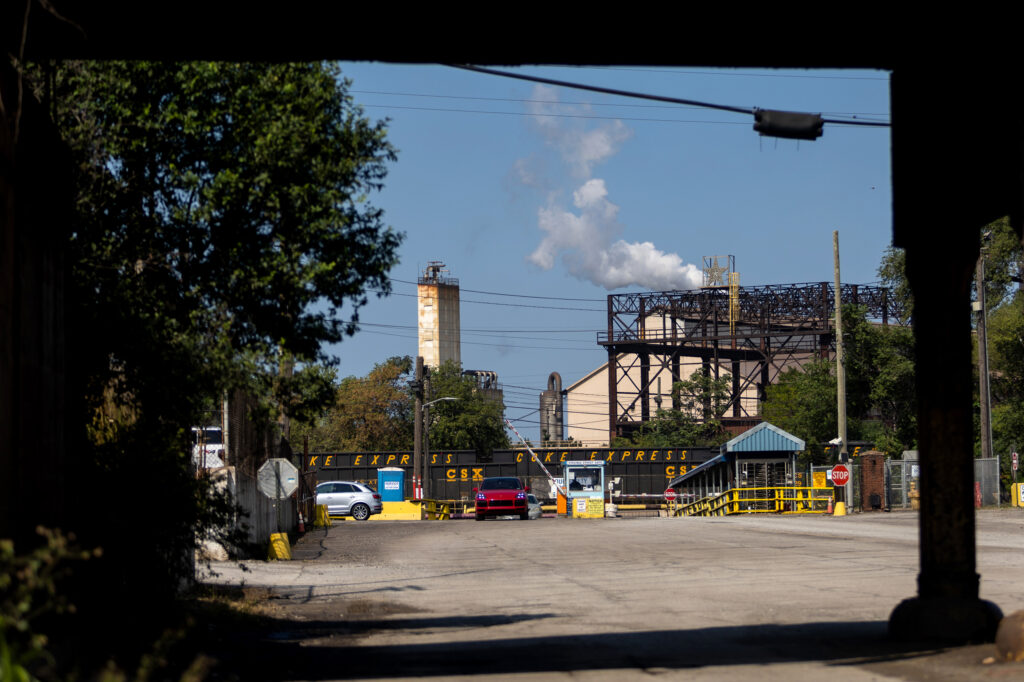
202, 510, 1024, 681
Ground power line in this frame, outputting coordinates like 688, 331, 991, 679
391, 278, 604, 302
446, 64, 891, 129
372, 289, 604, 312
580, 66, 890, 81
357, 328, 602, 352
362, 103, 760, 127
353, 88, 889, 118
353, 322, 600, 342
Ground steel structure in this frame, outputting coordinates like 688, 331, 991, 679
600, 282, 907, 441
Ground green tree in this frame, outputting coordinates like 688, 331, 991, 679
29, 60, 401, 669
761, 304, 917, 461
622, 369, 733, 447
762, 359, 837, 461
293, 357, 415, 451
878, 245, 913, 323
426, 361, 510, 455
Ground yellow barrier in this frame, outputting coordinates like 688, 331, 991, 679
423, 499, 451, 520
676, 487, 834, 517
313, 504, 331, 527
267, 532, 292, 560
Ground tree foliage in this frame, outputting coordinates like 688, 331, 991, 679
426, 362, 510, 455
619, 369, 733, 448
762, 304, 916, 461
293, 357, 415, 452
27, 60, 401, 662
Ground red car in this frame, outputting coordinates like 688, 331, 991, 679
474, 477, 530, 520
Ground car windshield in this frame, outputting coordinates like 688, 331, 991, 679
480, 478, 522, 490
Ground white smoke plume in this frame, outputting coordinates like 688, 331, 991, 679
523, 86, 702, 291
528, 179, 703, 290
527, 85, 631, 178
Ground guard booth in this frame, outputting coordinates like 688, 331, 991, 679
563, 460, 605, 518
669, 422, 808, 513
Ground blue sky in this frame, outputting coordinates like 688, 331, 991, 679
326, 63, 892, 441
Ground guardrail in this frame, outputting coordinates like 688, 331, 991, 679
676, 486, 833, 517
422, 499, 451, 520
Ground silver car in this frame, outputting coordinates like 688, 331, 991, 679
315, 480, 383, 521
527, 494, 543, 520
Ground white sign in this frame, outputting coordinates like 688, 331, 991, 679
911, 465, 920, 478
575, 498, 587, 513
384, 481, 400, 490
257, 458, 299, 499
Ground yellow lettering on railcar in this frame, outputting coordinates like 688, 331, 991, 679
324, 456, 333, 467
354, 455, 362, 466
400, 455, 410, 465
309, 456, 318, 467
446, 469, 456, 480
472, 468, 484, 481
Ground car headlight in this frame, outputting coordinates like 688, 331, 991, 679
476, 493, 486, 501
516, 492, 526, 499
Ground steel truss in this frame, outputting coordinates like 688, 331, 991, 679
600, 282, 906, 441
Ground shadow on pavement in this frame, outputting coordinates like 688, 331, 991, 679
209, 618, 969, 680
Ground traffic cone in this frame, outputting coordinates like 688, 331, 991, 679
297, 511, 305, 533
827, 496, 833, 514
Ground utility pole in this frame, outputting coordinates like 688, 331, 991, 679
976, 247, 993, 461
412, 356, 424, 501
422, 368, 432, 499
834, 231, 851, 504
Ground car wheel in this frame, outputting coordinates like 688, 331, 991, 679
520, 512, 529, 520
475, 513, 484, 521
351, 503, 371, 521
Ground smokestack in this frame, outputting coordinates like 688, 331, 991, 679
540, 372, 564, 444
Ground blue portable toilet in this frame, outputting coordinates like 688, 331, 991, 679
377, 467, 405, 502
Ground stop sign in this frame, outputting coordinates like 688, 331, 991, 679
664, 488, 678, 501
831, 464, 851, 486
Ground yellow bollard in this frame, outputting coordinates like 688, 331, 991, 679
833, 501, 847, 517
314, 504, 330, 527
268, 532, 292, 560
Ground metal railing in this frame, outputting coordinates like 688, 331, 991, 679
676, 486, 833, 517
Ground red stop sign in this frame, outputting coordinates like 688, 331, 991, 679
831, 464, 850, 486
664, 488, 678, 501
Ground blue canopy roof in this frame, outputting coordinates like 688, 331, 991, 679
723, 421, 805, 453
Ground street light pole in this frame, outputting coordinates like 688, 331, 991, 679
421, 395, 457, 500
412, 357, 424, 501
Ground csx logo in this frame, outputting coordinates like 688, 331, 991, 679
445, 468, 485, 481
